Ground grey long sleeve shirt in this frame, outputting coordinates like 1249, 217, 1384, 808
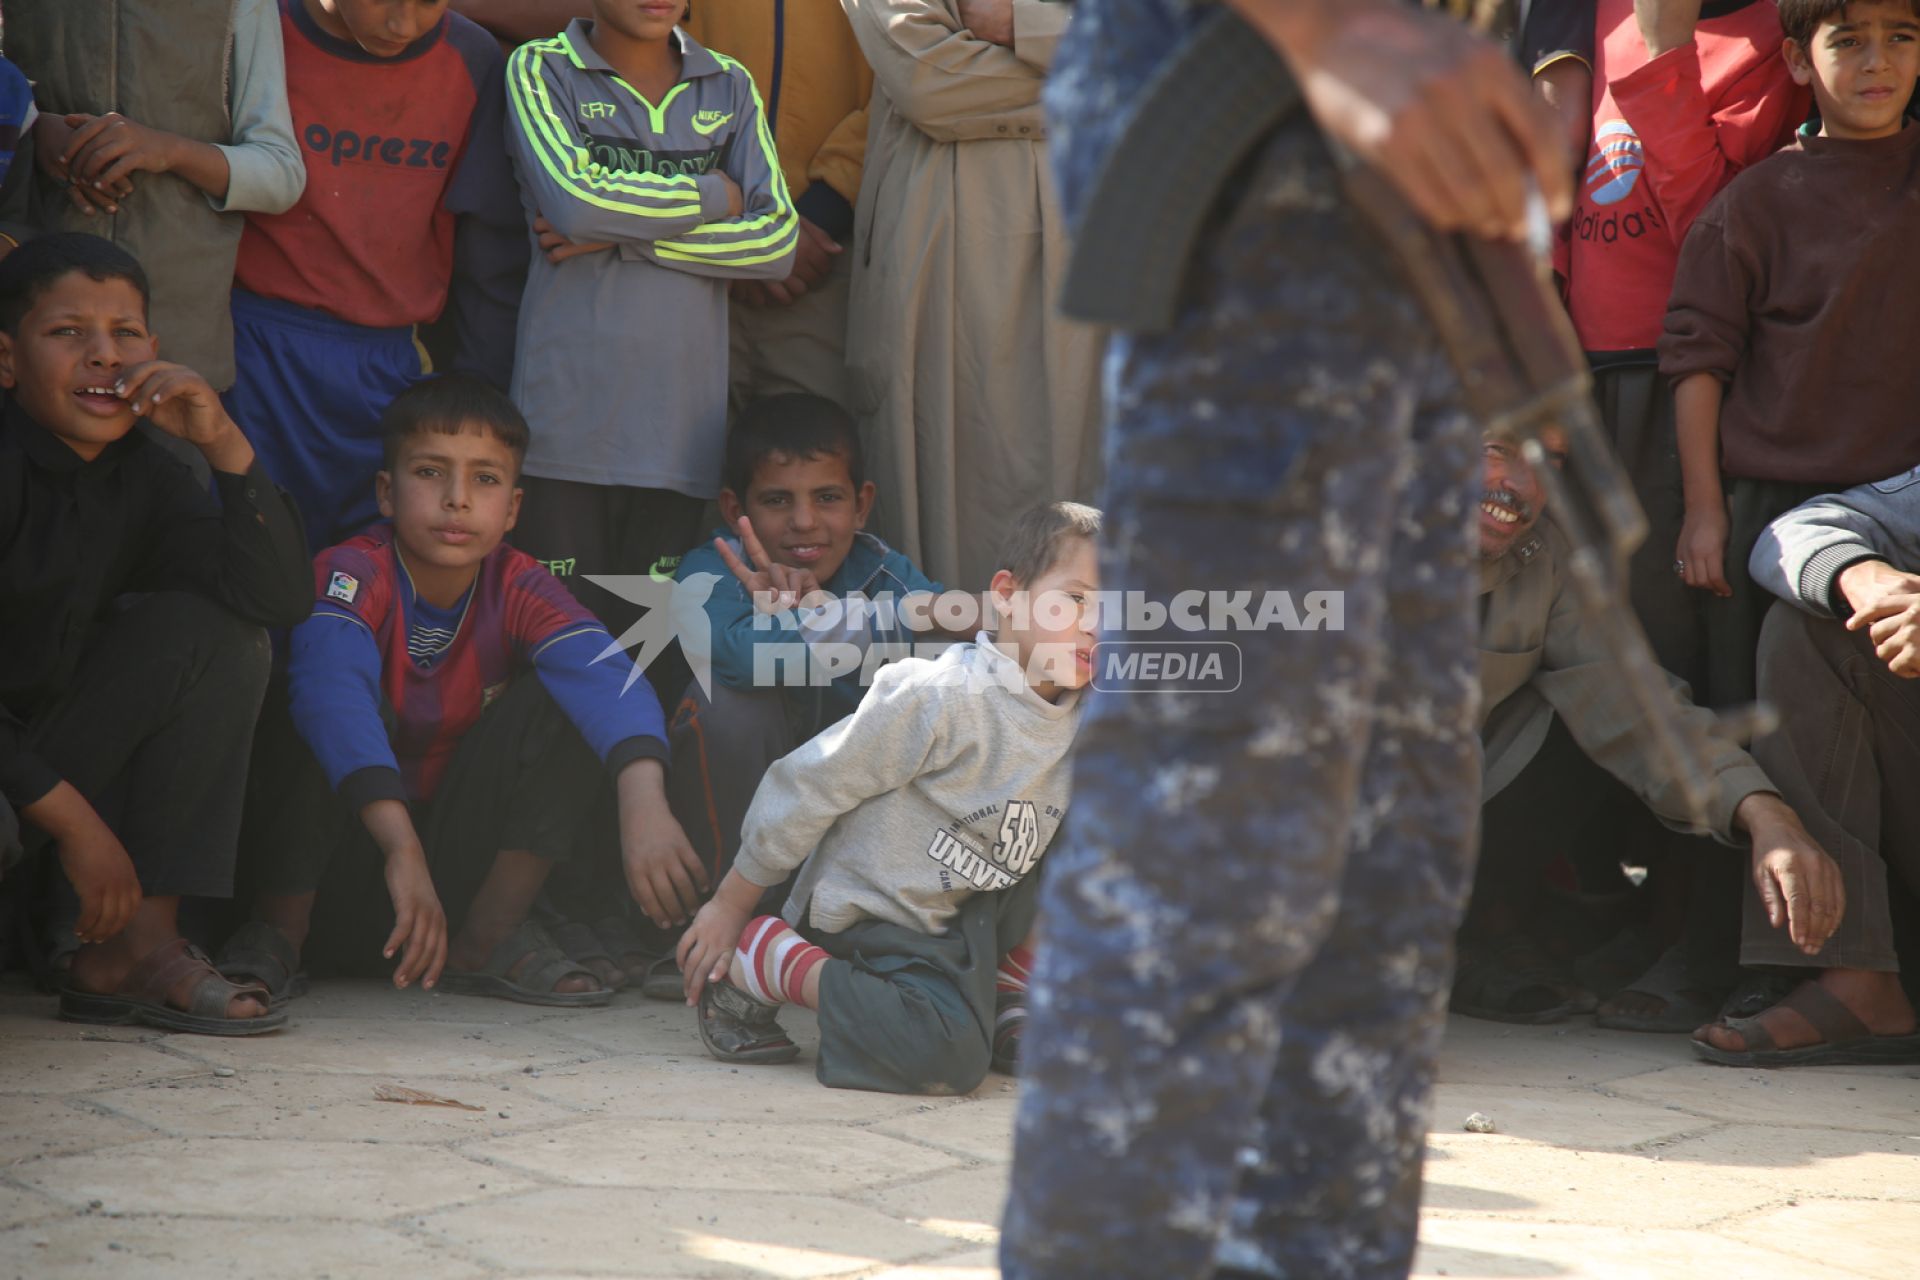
504, 20, 798, 497
735, 634, 1081, 937
1751, 465, 1920, 618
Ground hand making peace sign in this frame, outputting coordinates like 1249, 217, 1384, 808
712, 515, 831, 614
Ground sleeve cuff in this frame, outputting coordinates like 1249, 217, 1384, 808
605, 735, 669, 778
731, 848, 787, 890
0, 752, 61, 813
794, 182, 854, 242
1533, 50, 1592, 77
696, 173, 732, 223
338, 766, 408, 811
1801, 544, 1882, 618
1714, 771, 1780, 846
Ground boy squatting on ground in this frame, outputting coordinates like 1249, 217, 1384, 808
635, 396, 952, 984
225, 0, 526, 549
503, 0, 799, 642
215, 376, 701, 1007
674, 502, 1101, 1094
0, 233, 311, 1035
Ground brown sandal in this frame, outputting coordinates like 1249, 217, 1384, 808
60, 937, 287, 1036
1691, 980, 1920, 1069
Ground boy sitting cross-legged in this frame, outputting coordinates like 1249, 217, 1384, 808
677, 501, 1101, 1094
219, 375, 698, 1005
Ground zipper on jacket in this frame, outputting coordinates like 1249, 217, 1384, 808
768, 0, 785, 141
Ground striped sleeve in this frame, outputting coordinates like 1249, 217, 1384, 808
630, 56, 799, 281
504, 36, 730, 244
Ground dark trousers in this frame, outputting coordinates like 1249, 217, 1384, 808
1001, 117, 1482, 1279
1469, 715, 1666, 937
240, 677, 600, 970
19, 592, 271, 898
667, 681, 833, 888
510, 475, 705, 666
1748, 604, 1920, 977
805, 870, 1041, 1096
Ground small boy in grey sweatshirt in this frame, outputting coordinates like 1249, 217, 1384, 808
677, 501, 1102, 1094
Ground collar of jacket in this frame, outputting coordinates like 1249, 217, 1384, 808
2, 397, 142, 476
1478, 530, 1546, 597
560, 18, 726, 82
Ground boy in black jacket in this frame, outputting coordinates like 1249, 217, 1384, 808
0, 233, 310, 1035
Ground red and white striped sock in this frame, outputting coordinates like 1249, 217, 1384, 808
993, 945, 1036, 1071
996, 944, 1035, 995
731, 915, 829, 1007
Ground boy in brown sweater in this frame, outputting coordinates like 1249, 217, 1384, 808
1664, 0, 1920, 704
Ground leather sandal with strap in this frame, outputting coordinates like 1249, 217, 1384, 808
1692, 980, 1920, 1069
437, 921, 613, 1008
696, 978, 799, 1065
214, 921, 310, 1009
60, 936, 287, 1036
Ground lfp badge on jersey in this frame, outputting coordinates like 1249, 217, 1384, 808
327, 571, 360, 604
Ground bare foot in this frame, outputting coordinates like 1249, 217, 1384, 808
1695, 969, 1916, 1053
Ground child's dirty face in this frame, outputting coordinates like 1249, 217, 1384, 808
315, 0, 449, 58
727, 450, 874, 584
994, 536, 1101, 699
1789, 0, 1920, 138
0, 271, 157, 461
376, 425, 523, 574
592, 0, 691, 42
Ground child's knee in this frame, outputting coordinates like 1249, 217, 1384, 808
141, 592, 273, 691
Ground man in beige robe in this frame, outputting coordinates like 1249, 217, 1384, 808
842, 0, 1105, 590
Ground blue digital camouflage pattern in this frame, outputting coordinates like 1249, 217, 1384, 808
1000, 4, 1487, 1277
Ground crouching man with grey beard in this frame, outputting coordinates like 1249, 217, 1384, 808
1457, 426, 1844, 1026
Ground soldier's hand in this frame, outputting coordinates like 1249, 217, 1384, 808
1245, 0, 1574, 241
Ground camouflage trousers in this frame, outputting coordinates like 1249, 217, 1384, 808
999, 118, 1484, 1279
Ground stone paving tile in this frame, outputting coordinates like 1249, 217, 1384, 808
157, 1016, 599, 1078
1427, 1082, 1713, 1151
1652, 1125, 1920, 1201
465, 1118, 964, 1192
538, 999, 717, 1057
89, 1070, 582, 1143
1605, 1062, 1920, 1133
12, 1137, 531, 1220
847, 1247, 1000, 1278
418, 1186, 959, 1277
1720, 1199, 1920, 1280
0, 1216, 487, 1280
856, 1165, 1007, 1247
0, 1095, 158, 1166
868, 1093, 1020, 1162
518, 1055, 974, 1124
1436, 1019, 1688, 1087
292, 984, 630, 1026
0, 1183, 64, 1232
1410, 1217, 1870, 1279
0, 1038, 202, 1097
1420, 1134, 1779, 1228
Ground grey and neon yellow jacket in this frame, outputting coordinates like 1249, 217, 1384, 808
505, 20, 798, 497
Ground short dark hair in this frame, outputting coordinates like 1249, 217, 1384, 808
0, 233, 151, 334
379, 374, 531, 472
721, 393, 864, 497
1780, 0, 1920, 45
996, 501, 1102, 584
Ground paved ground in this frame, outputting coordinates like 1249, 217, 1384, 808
0, 978, 1915, 1279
